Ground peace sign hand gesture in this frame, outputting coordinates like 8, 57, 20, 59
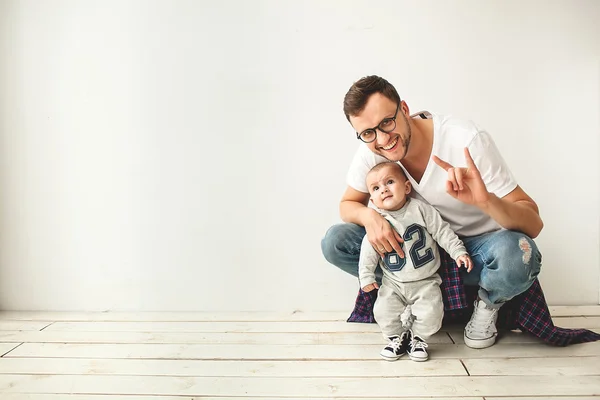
432, 147, 490, 207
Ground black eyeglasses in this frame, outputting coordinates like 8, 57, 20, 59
356, 103, 400, 143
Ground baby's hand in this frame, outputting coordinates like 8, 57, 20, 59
362, 283, 380, 293
456, 254, 473, 272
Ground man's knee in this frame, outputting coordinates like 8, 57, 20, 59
320, 223, 364, 264
320, 224, 342, 264
487, 231, 542, 287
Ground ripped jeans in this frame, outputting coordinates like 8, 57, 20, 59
321, 224, 542, 308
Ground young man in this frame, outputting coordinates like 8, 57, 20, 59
322, 75, 544, 349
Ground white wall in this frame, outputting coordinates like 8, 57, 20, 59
0, 0, 598, 311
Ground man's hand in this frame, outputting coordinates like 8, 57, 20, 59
362, 283, 379, 293
364, 209, 405, 259
432, 147, 490, 207
455, 254, 473, 272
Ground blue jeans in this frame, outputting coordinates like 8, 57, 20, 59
321, 223, 542, 308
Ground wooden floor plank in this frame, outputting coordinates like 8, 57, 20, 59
0, 321, 51, 331
38, 317, 600, 334
6, 341, 600, 360
44, 321, 385, 333
489, 398, 600, 400
0, 396, 486, 400
1, 396, 590, 400
552, 317, 600, 329
448, 328, 600, 345
463, 356, 600, 376
0, 375, 597, 397
0, 357, 467, 377
549, 305, 600, 317
0, 305, 597, 322
0, 311, 351, 322
0, 330, 452, 345
44, 318, 600, 333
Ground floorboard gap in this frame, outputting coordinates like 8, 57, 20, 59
1, 342, 23, 357
447, 331, 456, 344
459, 359, 471, 376
39, 322, 55, 331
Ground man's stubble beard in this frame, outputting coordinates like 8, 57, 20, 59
381, 116, 412, 162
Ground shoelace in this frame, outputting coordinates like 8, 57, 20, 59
410, 338, 428, 351
387, 337, 402, 352
468, 307, 499, 335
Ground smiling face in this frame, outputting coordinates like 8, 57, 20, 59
366, 163, 412, 211
350, 93, 412, 162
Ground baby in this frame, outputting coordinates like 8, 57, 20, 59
359, 162, 472, 361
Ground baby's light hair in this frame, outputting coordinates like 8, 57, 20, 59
367, 162, 408, 181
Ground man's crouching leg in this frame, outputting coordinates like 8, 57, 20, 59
462, 230, 542, 349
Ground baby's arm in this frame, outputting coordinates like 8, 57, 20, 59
359, 235, 381, 292
420, 202, 473, 272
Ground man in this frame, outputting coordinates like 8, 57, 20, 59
321, 75, 544, 349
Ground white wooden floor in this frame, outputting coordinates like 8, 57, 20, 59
0, 307, 598, 399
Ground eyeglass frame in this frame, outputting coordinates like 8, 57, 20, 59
355, 102, 400, 143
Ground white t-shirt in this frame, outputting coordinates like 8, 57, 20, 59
346, 112, 518, 237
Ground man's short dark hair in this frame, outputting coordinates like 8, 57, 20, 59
343, 75, 401, 122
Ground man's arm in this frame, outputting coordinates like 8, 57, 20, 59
480, 185, 544, 238
433, 148, 544, 239
340, 186, 373, 225
340, 186, 405, 257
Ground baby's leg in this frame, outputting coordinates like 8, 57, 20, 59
408, 276, 444, 340
373, 280, 408, 339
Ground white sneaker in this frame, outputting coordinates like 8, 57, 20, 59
464, 299, 499, 349
406, 333, 429, 362
380, 330, 411, 361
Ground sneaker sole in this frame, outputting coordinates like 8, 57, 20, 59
380, 353, 403, 361
408, 354, 428, 362
464, 334, 497, 349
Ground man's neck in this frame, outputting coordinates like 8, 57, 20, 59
401, 118, 434, 183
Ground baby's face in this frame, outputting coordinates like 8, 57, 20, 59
367, 165, 411, 211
